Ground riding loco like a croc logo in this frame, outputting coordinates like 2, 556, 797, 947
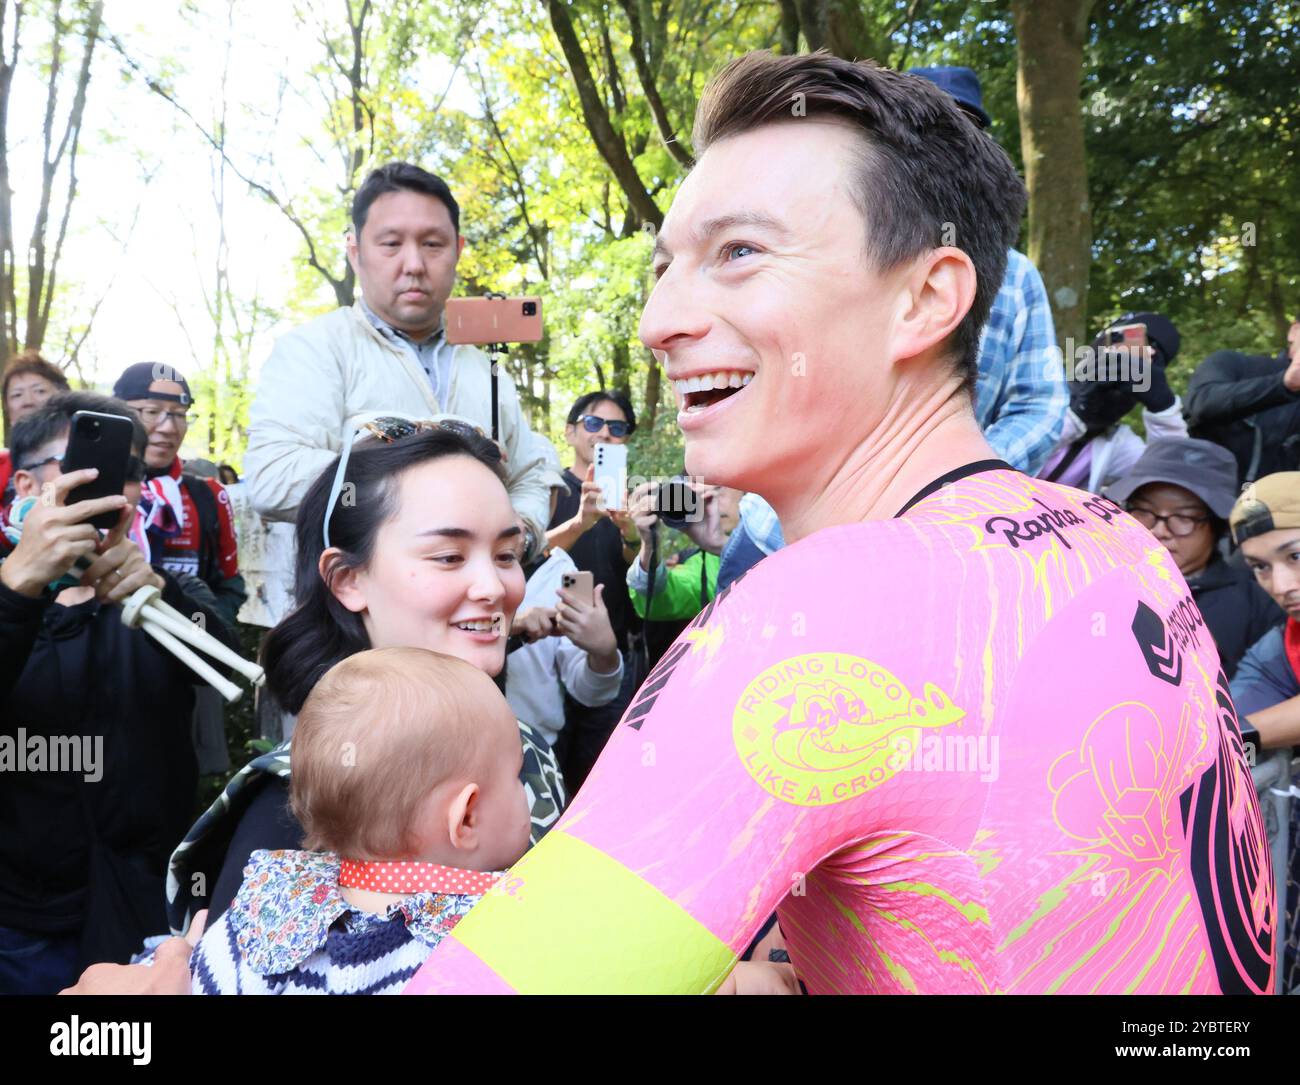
732, 652, 966, 806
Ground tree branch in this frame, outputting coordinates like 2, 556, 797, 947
619, 0, 693, 168
545, 0, 661, 228
106, 31, 351, 304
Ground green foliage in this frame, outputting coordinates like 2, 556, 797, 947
88, 0, 1300, 466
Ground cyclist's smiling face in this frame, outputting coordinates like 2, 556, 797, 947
328, 455, 526, 678
639, 120, 922, 503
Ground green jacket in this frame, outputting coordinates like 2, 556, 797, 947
628, 547, 719, 622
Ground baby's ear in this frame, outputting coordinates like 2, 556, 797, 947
445, 782, 480, 851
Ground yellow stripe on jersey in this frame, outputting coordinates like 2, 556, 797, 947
451, 830, 735, 994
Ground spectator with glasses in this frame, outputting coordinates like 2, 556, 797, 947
0, 392, 235, 993
112, 363, 245, 634
547, 390, 641, 791
1106, 438, 1279, 678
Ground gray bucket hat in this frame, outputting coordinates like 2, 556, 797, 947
1105, 438, 1239, 519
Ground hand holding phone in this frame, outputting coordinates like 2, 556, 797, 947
560, 570, 595, 607
0, 469, 126, 598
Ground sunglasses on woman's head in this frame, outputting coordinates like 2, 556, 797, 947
322, 416, 499, 550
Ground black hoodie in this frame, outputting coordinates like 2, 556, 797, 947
0, 572, 234, 965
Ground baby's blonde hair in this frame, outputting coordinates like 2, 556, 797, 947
290, 648, 502, 858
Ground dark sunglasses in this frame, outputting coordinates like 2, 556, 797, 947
19, 454, 146, 483
322, 416, 499, 549
576, 414, 633, 438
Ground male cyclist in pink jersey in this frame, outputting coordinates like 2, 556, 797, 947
408, 51, 1274, 994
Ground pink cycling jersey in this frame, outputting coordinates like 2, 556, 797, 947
407, 466, 1275, 994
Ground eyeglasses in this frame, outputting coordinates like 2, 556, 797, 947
1126, 506, 1211, 537
576, 414, 633, 439
136, 406, 194, 427
19, 454, 146, 483
322, 415, 497, 549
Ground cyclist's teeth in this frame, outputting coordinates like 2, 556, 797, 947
674, 371, 754, 408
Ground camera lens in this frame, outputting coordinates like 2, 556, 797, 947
522, 301, 537, 316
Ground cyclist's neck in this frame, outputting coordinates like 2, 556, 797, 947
777, 394, 994, 544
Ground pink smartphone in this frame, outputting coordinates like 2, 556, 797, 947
444, 296, 543, 345
560, 570, 594, 607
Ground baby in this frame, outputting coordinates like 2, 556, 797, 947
191, 648, 532, 994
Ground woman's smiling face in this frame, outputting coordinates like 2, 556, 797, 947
329, 455, 526, 677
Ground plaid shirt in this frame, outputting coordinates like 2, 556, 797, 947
972, 248, 1067, 475
734, 249, 1067, 557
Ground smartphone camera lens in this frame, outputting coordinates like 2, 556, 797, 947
522, 301, 537, 317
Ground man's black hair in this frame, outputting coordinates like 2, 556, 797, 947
351, 162, 460, 236
693, 50, 1028, 388
10, 391, 146, 471
566, 390, 637, 432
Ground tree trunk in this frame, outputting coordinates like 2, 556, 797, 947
794, 0, 888, 61
1011, 0, 1094, 355
643, 348, 661, 433
619, 0, 692, 168
26, 0, 103, 353
610, 338, 631, 398
0, 0, 22, 358
777, 0, 801, 54
546, 0, 662, 229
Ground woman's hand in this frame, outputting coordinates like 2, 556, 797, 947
511, 606, 558, 643
715, 959, 800, 995
683, 483, 728, 555
555, 583, 618, 672
78, 505, 165, 605
0, 469, 127, 598
625, 481, 660, 543
60, 910, 207, 995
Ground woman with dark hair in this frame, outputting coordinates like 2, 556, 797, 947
1, 352, 71, 514
1106, 437, 1280, 678
164, 420, 565, 938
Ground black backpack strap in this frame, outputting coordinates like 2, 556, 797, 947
1043, 438, 1091, 483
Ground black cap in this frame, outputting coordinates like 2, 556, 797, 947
112, 362, 193, 406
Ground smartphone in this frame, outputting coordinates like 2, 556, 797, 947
1105, 322, 1147, 351
561, 570, 594, 607
63, 410, 136, 530
444, 296, 543, 345
593, 443, 628, 512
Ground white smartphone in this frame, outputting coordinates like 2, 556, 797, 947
592, 443, 628, 512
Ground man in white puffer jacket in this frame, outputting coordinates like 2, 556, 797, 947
245, 163, 551, 557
